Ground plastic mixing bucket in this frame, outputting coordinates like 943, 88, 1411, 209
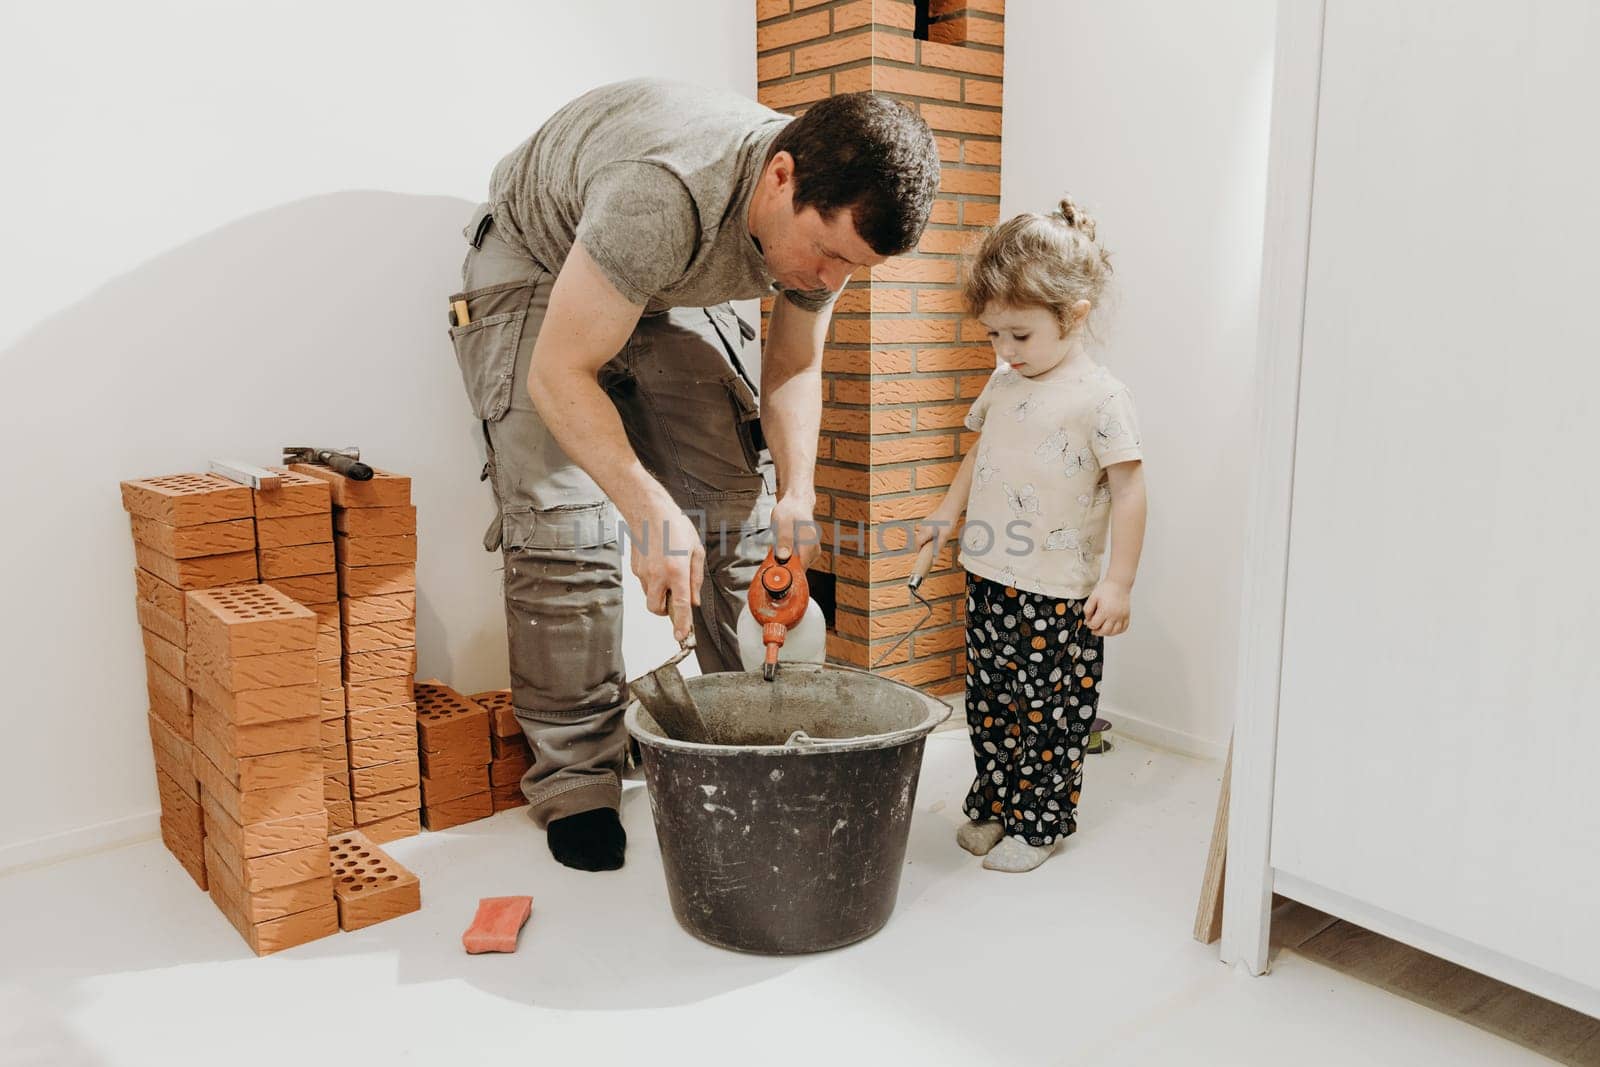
625, 662, 951, 954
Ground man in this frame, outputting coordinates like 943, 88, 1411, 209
448, 79, 940, 871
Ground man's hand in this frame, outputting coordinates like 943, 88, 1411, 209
1084, 578, 1131, 638
628, 496, 705, 643
770, 492, 820, 570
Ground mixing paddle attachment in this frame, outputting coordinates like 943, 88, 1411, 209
873, 541, 939, 668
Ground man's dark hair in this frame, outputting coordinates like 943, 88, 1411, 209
768, 92, 940, 257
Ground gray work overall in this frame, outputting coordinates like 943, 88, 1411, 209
449, 203, 776, 826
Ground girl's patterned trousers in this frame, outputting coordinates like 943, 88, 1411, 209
963, 572, 1104, 846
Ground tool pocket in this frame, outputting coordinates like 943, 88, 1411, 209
448, 281, 535, 422
705, 306, 767, 474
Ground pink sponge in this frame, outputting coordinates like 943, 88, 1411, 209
462, 896, 533, 954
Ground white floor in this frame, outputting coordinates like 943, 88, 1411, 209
0, 735, 1550, 1067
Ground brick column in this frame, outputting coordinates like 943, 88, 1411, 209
757, 0, 1004, 695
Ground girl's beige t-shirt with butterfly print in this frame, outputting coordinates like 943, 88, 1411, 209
958, 362, 1143, 599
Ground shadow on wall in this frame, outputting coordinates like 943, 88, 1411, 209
0, 191, 514, 849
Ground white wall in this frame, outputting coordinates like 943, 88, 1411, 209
0, 0, 754, 865
1000, 0, 1277, 756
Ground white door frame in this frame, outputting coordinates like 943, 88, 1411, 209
1219, 0, 1326, 977
1218, 3, 1600, 1020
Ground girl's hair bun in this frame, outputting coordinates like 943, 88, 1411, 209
1055, 196, 1097, 241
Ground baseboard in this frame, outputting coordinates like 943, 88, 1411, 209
1094, 702, 1228, 762
928, 692, 1224, 761
0, 810, 160, 877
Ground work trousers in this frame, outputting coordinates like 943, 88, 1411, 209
962, 572, 1104, 846
448, 203, 776, 827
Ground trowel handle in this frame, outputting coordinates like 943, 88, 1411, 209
909, 540, 938, 590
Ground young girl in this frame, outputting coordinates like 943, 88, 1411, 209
915, 197, 1147, 873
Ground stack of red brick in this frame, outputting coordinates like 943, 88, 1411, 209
250, 468, 349, 830
122, 473, 260, 888
472, 690, 532, 813
186, 584, 338, 954
414, 682, 494, 828
328, 830, 421, 930
291, 464, 420, 844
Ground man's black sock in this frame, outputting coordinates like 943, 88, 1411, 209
547, 807, 627, 872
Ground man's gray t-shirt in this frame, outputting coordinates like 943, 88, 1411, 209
488, 78, 835, 315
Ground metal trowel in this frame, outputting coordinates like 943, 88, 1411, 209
628, 598, 708, 741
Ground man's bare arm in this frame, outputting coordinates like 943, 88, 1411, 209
527, 241, 703, 637
760, 295, 828, 563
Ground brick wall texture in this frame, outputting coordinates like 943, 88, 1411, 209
757, 0, 1004, 695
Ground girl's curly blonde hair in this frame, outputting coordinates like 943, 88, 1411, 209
961, 195, 1113, 336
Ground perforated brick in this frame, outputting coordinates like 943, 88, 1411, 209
353, 785, 420, 824
304, 600, 341, 632
146, 657, 192, 736
156, 768, 204, 848
414, 683, 491, 757
322, 743, 349, 776
348, 731, 416, 770
192, 695, 319, 757
345, 678, 413, 713
195, 750, 323, 826
418, 747, 490, 780
135, 544, 258, 590
328, 831, 421, 931
257, 542, 336, 580
134, 566, 187, 620
334, 534, 417, 568
356, 808, 419, 844
130, 515, 256, 559
315, 716, 344, 750
340, 592, 416, 628
341, 618, 417, 654
187, 644, 317, 692
324, 774, 351, 805
142, 628, 186, 684
162, 821, 208, 890
334, 505, 417, 538
205, 841, 335, 925
351, 756, 420, 799
212, 882, 338, 956
491, 782, 528, 812
148, 712, 199, 802
344, 647, 416, 684
288, 463, 412, 509
422, 791, 493, 831
206, 838, 328, 894
420, 765, 490, 807
336, 562, 415, 598
326, 798, 356, 833
490, 752, 532, 788
471, 690, 520, 738
251, 466, 332, 519
187, 676, 318, 727
317, 658, 342, 691
185, 585, 316, 657
121, 473, 253, 526
137, 598, 185, 647
191, 723, 320, 793
347, 701, 416, 739
254, 512, 333, 549
490, 731, 530, 760
201, 794, 327, 860
318, 690, 344, 723
268, 572, 339, 605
